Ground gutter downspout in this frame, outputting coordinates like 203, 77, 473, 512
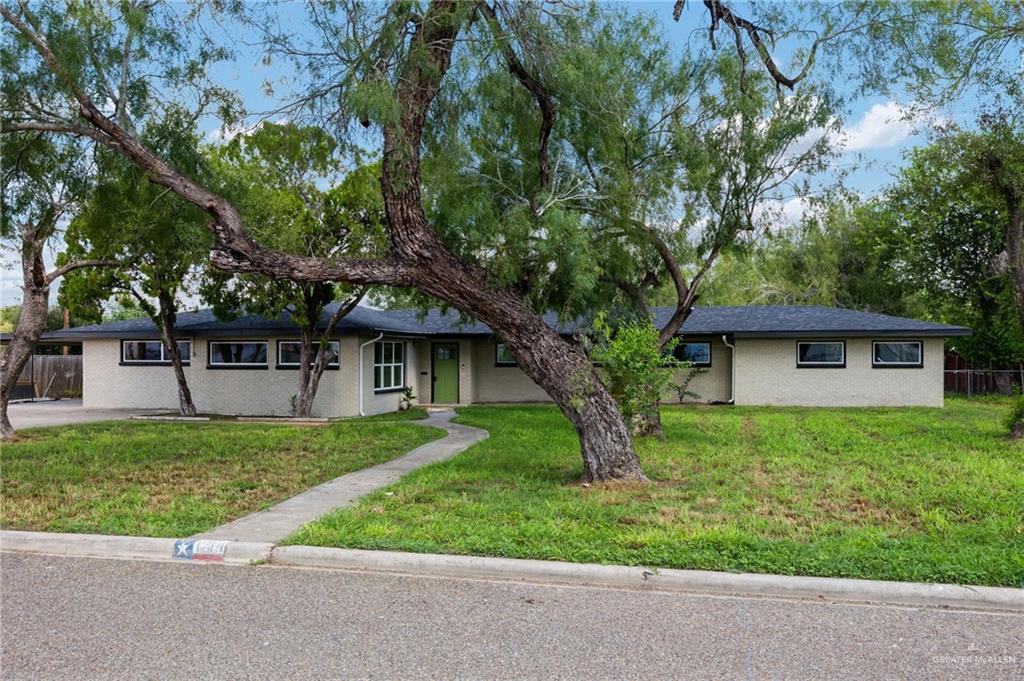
358, 332, 384, 416
721, 334, 736, 404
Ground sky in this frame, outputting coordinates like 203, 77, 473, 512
0, 1, 976, 310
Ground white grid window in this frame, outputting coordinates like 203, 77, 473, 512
374, 340, 405, 391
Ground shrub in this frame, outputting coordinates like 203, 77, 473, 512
1005, 395, 1024, 439
585, 313, 686, 435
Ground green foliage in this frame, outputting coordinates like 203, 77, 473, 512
58, 108, 212, 325
586, 314, 682, 428
0, 306, 85, 334
700, 196, 927, 316
291, 398, 1024, 586
202, 122, 386, 326
1005, 395, 1024, 437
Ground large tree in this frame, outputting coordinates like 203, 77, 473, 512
60, 109, 212, 416
2, 1, 654, 480
7, 0, 1012, 476
0, 131, 113, 439
203, 123, 385, 418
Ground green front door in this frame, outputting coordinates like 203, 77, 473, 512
432, 343, 459, 403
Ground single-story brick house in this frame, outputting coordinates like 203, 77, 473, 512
38, 305, 970, 416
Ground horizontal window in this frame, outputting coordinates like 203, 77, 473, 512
208, 341, 268, 367
374, 340, 405, 391
873, 341, 922, 367
797, 341, 845, 367
121, 340, 191, 364
277, 340, 340, 368
673, 342, 711, 367
495, 342, 517, 367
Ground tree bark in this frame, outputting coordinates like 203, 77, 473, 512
292, 291, 361, 418
156, 290, 197, 416
1, 0, 645, 481
0, 232, 50, 440
1005, 203, 1024, 336
0, 225, 115, 440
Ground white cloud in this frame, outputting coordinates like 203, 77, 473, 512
840, 102, 926, 152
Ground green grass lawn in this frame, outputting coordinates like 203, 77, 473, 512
1, 419, 442, 537
289, 396, 1024, 586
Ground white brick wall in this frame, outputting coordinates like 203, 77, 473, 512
733, 337, 944, 407
83, 334, 947, 413
83, 335, 421, 417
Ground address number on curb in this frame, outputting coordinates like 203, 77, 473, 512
173, 539, 228, 562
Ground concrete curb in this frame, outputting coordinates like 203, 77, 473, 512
3, 531, 1021, 613
268, 545, 1024, 613
0, 530, 272, 565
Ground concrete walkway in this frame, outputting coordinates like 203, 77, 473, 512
196, 410, 487, 543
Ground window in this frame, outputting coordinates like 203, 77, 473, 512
673, 342, 711, 367
277, 340, 340, 368
208, 341, 268, 367
374, 340, 405, 391
797, 341, 845, 367
495, 342, 517, 367
873, 341, 923, 368
121, 340, 191, 364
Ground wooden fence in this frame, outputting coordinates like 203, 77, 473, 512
12, 355, 83, 399
944, 354, 1023, 396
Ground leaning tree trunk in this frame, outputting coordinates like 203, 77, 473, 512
405, 248, 645, 482
1, 0, 644, 481
0, 245, 50, 440
156, 291, 196, 416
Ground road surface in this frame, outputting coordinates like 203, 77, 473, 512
1, 553, 1020, 680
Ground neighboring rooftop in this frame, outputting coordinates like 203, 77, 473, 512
32, 304, 970, 341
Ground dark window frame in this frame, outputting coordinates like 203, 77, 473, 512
275, 339, 341, 370
674, 341, 712, 368
207, 340, 269, 370
795, 340, 846, 368
373, 339, 406, 393
494, 342, 517, 367
871, 340, 924, 369
120, 339, 191, 366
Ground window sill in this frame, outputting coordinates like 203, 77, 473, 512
872, 364, 924, 369
373, 387, 407, 394
275, 365, 340, 371
120, 362, 191, 367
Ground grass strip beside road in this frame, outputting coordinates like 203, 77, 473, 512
1, 418, 442, 537
289, 397, 1024, 587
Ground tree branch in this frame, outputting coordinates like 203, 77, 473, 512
46, 259, 120, 285
479, 3, 556, 192
1, 1, 418, 290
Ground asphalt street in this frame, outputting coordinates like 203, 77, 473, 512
1, 553, 1021, 680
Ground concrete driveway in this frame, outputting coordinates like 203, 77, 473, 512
6, 399, 163, 430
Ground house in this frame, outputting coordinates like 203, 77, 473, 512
38, 305, 970, 416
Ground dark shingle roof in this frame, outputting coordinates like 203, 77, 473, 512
37, 304, 970, 341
